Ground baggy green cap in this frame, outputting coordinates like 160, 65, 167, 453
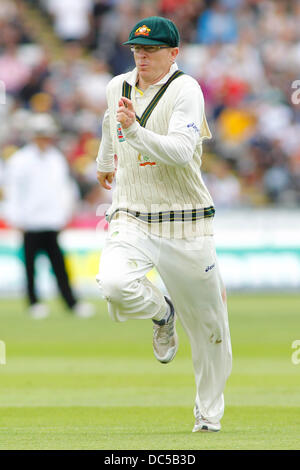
123, 16, 180, 47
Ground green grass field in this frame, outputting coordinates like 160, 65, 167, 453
0, 293, 299, 450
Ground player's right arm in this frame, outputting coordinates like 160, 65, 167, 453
96, 109, 116, 190
120, 78, 209, 168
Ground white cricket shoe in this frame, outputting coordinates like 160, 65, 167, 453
152, 296, 178, 364
28, 303, 49, 320
73, 302, 95, 318
192, 418, 221, 433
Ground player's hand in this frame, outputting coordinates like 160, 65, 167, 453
116, 97, 136, 129
97, 170, 115, 190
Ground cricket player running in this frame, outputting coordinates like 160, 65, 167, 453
96, 16, 232, 432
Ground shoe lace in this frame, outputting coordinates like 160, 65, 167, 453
153, 319, 174, 345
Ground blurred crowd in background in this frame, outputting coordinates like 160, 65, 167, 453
0, 0, 300, 228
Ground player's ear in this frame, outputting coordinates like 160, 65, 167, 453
170, 47, 179, 63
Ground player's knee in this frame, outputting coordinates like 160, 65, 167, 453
96, 274, 132, 304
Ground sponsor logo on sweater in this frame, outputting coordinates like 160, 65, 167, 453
138, 153, 156, 166
117, 123, 125, 142
187, 122, 200, 134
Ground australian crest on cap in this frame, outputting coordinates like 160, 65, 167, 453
135, 25, 151, 36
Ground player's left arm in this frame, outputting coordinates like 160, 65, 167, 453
117, 82, 204, 167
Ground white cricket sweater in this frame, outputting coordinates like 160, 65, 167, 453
97, 63, 214, 238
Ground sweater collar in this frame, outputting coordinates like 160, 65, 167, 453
126, 62, 179, 87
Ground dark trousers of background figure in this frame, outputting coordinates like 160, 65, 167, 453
23, 230, 77, 308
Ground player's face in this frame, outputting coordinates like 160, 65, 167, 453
34, 136, 53, 151
133, 46, 179, 84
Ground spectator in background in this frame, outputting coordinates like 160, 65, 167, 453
196, 1, 238, 44
263, 164, 291, 204
4, 114, 95, 319
107, 30, 136, 76
158, 0, 190, 16
0, 0, 19, 23
44, 42, 88, 115
44, 0, 94, 43
94, 1, 137, 74
92, 0, 119, 56
0, 23, 31, 95
76, 56, 112, 114
19, 50, 51, 107
204, 159, 241, 208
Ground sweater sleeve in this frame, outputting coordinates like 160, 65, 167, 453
122, 82, 205, 167
96, 109, 115, 172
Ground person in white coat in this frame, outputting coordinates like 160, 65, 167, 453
4, 113, 95, 319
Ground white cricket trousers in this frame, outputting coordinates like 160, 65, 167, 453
96, 221, 232, 424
